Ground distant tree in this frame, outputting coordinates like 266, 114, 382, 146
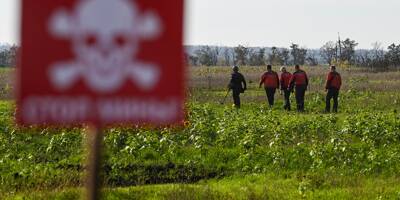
230, 49, 236, 66
211, 46, 221, 66
9, 45, 18, 66
195, 46, 219, 66
354, 42, 389, 69
278, 48, 290, 65
223, 48, 232, 66
0, 51, 7, 67
188, 55, 199, 66
267, 47, 281, 65
370, 42, 387, 69
385, 43, 400, 67
290, 43, 307, 65
0, 45, 18, 67
234, 45, 249, 65
354, 50, 371, 68
248, 48, 266, 66
194, 46, 212, 66
306, 51, 319, 66
320, 41, 336, 65
267, 47, 290, 66
340, 38, 358, 64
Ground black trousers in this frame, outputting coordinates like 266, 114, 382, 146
232, 90, 241, 108
264, 88, 276, 106
282, 89, 291, 111
295, 85, 307, 112
326, 88, 339, 112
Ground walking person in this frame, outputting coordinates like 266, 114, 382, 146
280, 67, 292, 111
325, 65, 342, 113
259, 65, 279, 107
289, 65, 309, 112
228, 65, 247, 108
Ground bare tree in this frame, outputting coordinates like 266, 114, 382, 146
195, 46, 220, 66
248, 48, 266, 66
211, 46, 221, 66
306, 50, 319, 66
320, 41, 336, 65
371, 42, 385, 61
223, 48, 232, 66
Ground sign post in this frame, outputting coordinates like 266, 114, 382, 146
87, 127, 103, 200
18, 0, 185, 199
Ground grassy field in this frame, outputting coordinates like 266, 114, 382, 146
5, 175, 400, 199
1, 66, 400, 199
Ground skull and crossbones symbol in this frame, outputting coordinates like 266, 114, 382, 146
48, 0, 162, 92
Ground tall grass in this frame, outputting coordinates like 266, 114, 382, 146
189, 66, 400, 92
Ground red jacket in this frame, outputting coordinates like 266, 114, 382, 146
325, 71, 342, 89
280, 72, 292, 90
289, 70, 309, 89
260, 71, 279, 89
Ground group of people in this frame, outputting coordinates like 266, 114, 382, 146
228, 65, 342, 112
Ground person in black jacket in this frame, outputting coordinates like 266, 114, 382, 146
228, 65, 247, 108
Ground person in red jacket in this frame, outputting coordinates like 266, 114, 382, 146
280, 67, 292, 111
289, 65, 309, 112
259, 65, 279, 107
325, 65, 342, 113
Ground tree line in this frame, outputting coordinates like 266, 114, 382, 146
186, 39, 400, 70
1, 40, 400, 70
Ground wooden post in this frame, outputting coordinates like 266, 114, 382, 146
86, 126, 104, 200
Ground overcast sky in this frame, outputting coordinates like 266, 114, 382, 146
1, 0, 399, 49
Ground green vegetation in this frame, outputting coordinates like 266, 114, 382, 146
5, 175, 400, 200
1, 67, 400, 199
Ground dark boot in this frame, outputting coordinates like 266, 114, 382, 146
232, 90, 241, 108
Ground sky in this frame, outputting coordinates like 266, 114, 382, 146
1, 0, 400, 49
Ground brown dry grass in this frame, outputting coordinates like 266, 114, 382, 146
0, 66, 399, 100
0, 68, 14, 100
189, 66, 400, 92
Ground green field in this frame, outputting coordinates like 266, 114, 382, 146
1, 66, 400, 199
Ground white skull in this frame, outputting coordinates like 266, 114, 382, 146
48, 0, 162, 92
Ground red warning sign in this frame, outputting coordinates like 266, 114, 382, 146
18, 0, 185, 125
